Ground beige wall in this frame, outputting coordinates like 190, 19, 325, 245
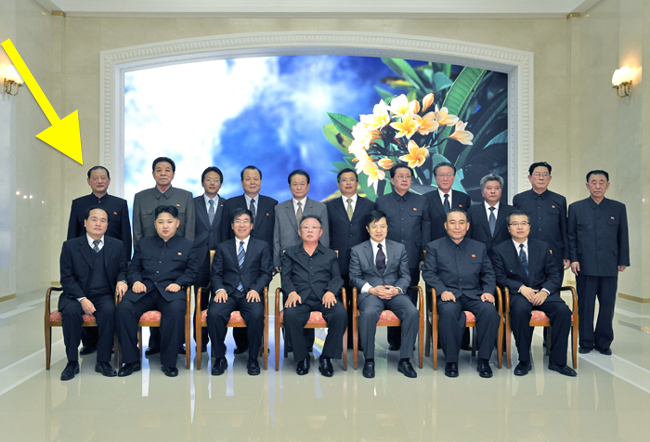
1, 0, 647, 312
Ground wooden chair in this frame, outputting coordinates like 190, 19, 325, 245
504, 285, 579, 369
274, 287, 348, 371
44, 286, 119, 369
425, 287, 504, 370
351, 286, 425, 369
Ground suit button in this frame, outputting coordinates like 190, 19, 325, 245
156, 271, 159, 273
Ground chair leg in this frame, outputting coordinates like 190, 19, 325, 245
113, 334, 119, 369
471, 328, 477, 357
353, 314, 358, 370
506, 317, 512, 369
425, 315, 431, 357
196, 324, 202, 371
275, 322, 280, 372
138, 328, 143, 361
263, 320, 269, 371
185, 317, 191, 370
571, 324, 578, 369
546, 325, 552, 356
432, 317, 438, 370
497, 319, 503, 369
342, 328, 347, 371
45, 323, 52, 370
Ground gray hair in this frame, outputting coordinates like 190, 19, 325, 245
479, 174, 504, 190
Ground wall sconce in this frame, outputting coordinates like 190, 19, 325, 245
3, 65, 24, 96
612, 66, 635, 98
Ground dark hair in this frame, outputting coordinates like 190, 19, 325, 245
241, 165, 262, 181
507, 210, 530, 224
479, 174, 504, 190
528, 162, 552, 176
445, 208, 468, 222
390, 164, 413, 179
288, 169, 310, 184
586, 170, 609, 182
337, 168, 358, 182
231, 208, 253, 224
152, 157, 176, 172
299, 215, 322, 228
201, 166, 223, 183
155, 205, 178, 219
365, 210, 388, 228
85, 205, 109, 220
87, 166, 110, 179
433, 162, 456, 176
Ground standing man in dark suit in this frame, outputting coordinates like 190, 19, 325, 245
422, 209, 500, 378
116, 206, 200, 378
492, 211, 576, 377
192, 166, 225, 353
513, 162, 569, 274
468, 174, 514, 258
349, 210, 418, 379
374, 164, 431, 351
326, 168, 373, 348
207, 208, 273, 376
282, 215, 347, 377
223, 165, 278, 354
58, 206, 128, 380
425, 162, 471, 241
132, 157, 195, 355
568, 170, 630, 356
67, 165, 132, 355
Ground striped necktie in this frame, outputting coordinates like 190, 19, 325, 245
237, 240, 245, 292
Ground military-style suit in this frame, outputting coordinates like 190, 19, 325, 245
425, 189, 472, 241
349, 239, 418, 360
467, 202, 515, 258
422, 236, 499, 363
207, 237, 273, 360
132, 186, 195, 246
513, 189, 568, 273
59, 236, 127, 363
492, 238, 571, 366
568, 197, 630, 351
116, 235, 200, 368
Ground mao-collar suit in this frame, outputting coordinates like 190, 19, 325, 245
132, 186, 195, 247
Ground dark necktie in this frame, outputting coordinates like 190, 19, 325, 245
208, 199, 215, 225
489, 207, 496, 236
443, 193, 450, 214
249, 198, 256, 224
237, 240, 245, 292
92, 240, 100, 253
519, 243, 528, 276
376, 244, 386, 276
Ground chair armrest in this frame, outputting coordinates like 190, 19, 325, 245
561, 285, 579, 313
263, 286, 269, 315
45, 287, 63, 315
341, 287, 347, 311
505, 287, 510, 314
495, 287, 504, 316
416, 286, 424, 313
275, 287, 282, 315
186, 286, 191, 312
430, 288, 437, 314
352, 287, 358, 317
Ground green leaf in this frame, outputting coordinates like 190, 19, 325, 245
357, 172, 378, 201
327, 112, 359, 140
432, 72, 453, 91
374, 86, 395, 103
407, 90, 417, 102
382, 58, 427, 92
322, 124, 351, 156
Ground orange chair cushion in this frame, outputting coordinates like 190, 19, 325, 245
379, 310, 400, 322
49, 310, 95, 323
200, 309, 245, 324
140, 310, 162, 322
278, 311, 326, 324
465, 311, 476, 323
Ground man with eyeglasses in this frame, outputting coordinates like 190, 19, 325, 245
326, 168, 374, 348
375, 164, 431, 351
425, 162, 471, 241
513, 162, 569, 275
281, 216, 346, 377
492, 210, 576, 377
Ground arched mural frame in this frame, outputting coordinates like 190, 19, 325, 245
99, 31, 534, 199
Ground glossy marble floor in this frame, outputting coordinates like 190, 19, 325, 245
1, 283, 650, 442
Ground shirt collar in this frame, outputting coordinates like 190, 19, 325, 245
235, 236, 251, 248
86, 234, 104, 248
512, 239, 528, 250
370, 238, 386, 250
244, 194, 259, 205
203, 193, 219, 204
341, 194, 357, 204
484, 201, 500, 211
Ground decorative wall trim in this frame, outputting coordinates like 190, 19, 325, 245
100, 31, 534, 198
618, 293, 650, 304
0, 294, 17, 303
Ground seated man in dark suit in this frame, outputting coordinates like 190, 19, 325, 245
116, 205, 200, 378
281, 215, 347, 377
58, 206, 128, 380
422, 209, 500, 378
492, 211, 576, 377
207, 208, 273, 376
349, 210, 418, 379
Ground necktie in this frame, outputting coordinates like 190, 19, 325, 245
92, 240, 100, 253
376, 244, 386, 276
296, 201, 303, 225
346, 198, 353, 221
208, 199, 215, 225
249, 198, 256, 224
443, 193, 450, 214
488, 207, 496, 236
237, 240, 245, 292
519, 243, 528, 276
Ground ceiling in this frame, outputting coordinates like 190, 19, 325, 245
34, 0, 601, 18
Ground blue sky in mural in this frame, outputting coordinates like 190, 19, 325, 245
124, 55, 410, 204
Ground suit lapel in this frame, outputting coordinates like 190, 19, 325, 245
78, 239, 94, 269
494, 207, 508, 236
432, 193, 447, 219
363, 242, 381, 277
211, 198, 224, 231
526, 241, 539, 287
332, 197, 348, 221
197, 197, 210, 228
285, 201, 299, 231
452, 190, 467, 210
477, 207, 492, 237
507, 242, 529, 283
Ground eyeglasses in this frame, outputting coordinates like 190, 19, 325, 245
509, 222, 530, 227
301, 226, 321, 231
339, 179, 357, 184
436, 173, 454, 178
234, 219, 251, 225
532, 173, 550, 178
394, 175, 411, 180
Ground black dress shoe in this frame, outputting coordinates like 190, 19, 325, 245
211, 357, 228, 376
60, 361, 80, 381
388, 343, 401, 351
145, 347, 160, 356
460, 343, 472, 351
397, 360, 417, 378
95, 361, 117, 377
233, 346, 248, 355
318, 357, 334, 377
79, 345, 96, 356
200, 345, 207, 353
514, 360, 532, 376
296, 356, 310, 375
161, 365, 179, 377
477, 359, 493, 378
118, 362, 141, 377
178, 345, 186, 355
578, 347, 592, 354
362, 360, 375, 378
548, 363, 577, 377
444, 362, 459, 378
596, 347, 612, 356
247, 358, 261, 376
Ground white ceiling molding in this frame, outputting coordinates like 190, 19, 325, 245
100, 32, 533, 199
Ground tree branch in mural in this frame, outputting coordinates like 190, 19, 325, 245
323, 58, 508, 202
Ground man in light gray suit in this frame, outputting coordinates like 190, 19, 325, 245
349, 210, 418, 379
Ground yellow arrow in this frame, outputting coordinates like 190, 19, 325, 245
2, 39, 83, 164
